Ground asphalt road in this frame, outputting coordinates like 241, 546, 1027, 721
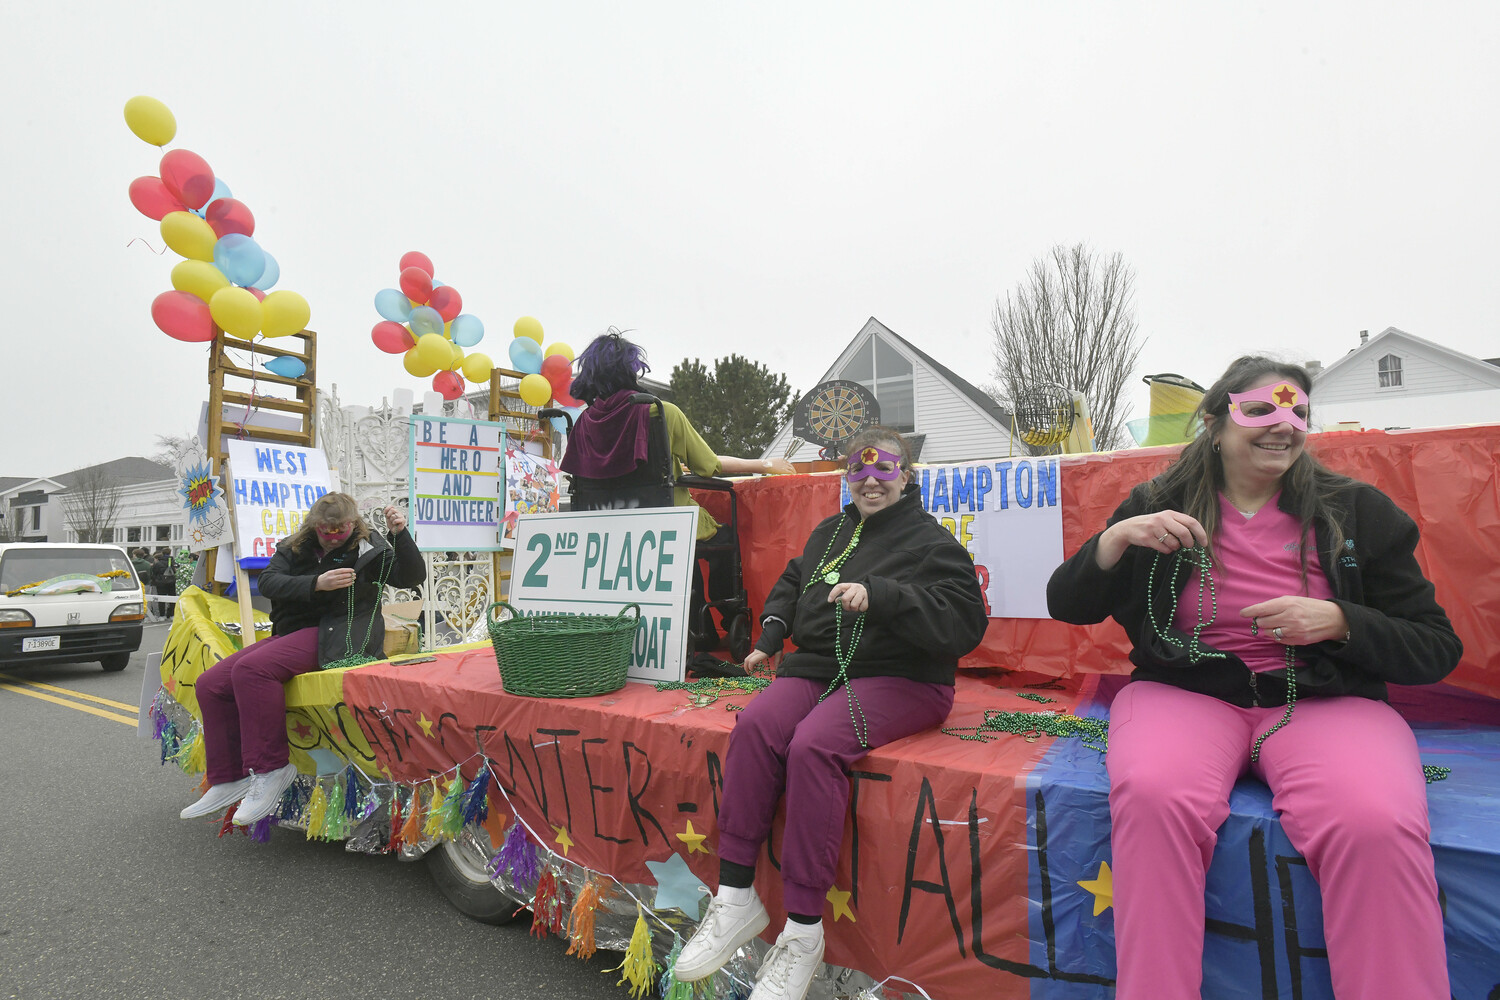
0, 624, 635, 1000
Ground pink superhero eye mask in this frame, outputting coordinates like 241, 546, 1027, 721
1227, 383, 1309, 431
847, 447, 904, 481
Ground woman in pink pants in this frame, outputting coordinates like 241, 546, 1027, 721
1047, 356, 1461, 999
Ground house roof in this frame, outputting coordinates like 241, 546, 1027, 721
50, 457, 175, 488
1313, 327, 1500, 388
815, 317, 1014, 429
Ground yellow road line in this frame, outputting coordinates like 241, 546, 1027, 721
0, 683, 137, 726
0, 671, 140, 713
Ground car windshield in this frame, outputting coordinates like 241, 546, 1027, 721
0, 549, 140, 592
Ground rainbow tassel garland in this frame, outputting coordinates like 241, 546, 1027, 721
565, 877, 607, 961
609, 905, 659, 999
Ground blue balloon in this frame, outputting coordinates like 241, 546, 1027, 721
213, 233, 265, 287
550, 402, 585, 432
375, 288, 412, 323
409, 305, 444, 337
264, 356, 307, 379
508, 337, 544, 374
251, 250, 279, 290
450, 313, 484, 347
432, 278, 445, 287
191, 177, 232, 218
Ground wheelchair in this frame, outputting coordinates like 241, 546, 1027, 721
541, 395, 755, 665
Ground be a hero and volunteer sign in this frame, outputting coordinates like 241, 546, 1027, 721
407, 415, 506, 552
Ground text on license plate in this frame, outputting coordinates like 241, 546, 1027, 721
22, 636, 61, 652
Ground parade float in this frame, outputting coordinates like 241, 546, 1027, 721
127, 96, 1500, 999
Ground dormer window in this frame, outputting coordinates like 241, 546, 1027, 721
836, 334, 916, 432
1378, 354, 1403, 388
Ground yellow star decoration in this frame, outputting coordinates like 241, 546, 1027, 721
826, 886, 856, 923
417, 713, 434, 737
554, 825, 575, 856
675, 820, 709, 855
1077, 861, 1113, 916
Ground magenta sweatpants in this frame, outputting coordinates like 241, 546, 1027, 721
195, 628, 321, 784
1107, 681, 1448, 999
716, 675, 954, 916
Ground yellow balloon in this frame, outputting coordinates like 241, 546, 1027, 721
543, 342, 574, 362
170, 259, 229, 302
261, 290, 311, 338
518, 373, 553, 407
415, 333, 452, 371
403, 347, 439, 378
209, 287, 263, 339
447, 342, 465, 371
160, 211, 217, 262
461, 352, 494, 384
123, 96, 176, 146
513, 316, 544, 344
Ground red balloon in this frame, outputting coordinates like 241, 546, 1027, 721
427, 285, 463, 323
399, 251, 435, 277
553, 387, 584, 408
541, 353, 572, 383
205, 198, 255, 238
246, 287, 266, 302
433, 370, 464, 400
128, 176, 186, 221
399, 266, 433, 304
151, 290, 215, 342
371, 320, 416, 354
159, 149, 216, 210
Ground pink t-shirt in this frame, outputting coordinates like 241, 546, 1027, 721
1171, 493, 1333, 673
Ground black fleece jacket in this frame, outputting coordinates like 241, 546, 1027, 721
1046, 478, 1461, 707
755, 484, 988, 686
257, 527, 426, 666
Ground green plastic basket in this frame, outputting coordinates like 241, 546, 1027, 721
485, 601, 640, 698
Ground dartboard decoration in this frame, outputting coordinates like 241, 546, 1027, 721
793, 380, 881, 454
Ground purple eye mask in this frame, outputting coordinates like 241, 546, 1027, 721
847, 447, 904, 481
1227, 383, 1309, 431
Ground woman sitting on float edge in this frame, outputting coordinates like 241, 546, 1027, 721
180, 494, 425, 826
1046, 356, 1460, 1000
673, 426, 988, 1000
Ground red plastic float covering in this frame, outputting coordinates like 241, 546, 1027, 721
695, 424, 1500, 699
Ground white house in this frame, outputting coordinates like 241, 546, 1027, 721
1, 458, 182, 547
1308, 328, 1500, 431
761, 318, 1024, 464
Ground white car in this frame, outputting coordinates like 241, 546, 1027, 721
0, 543, 146, 672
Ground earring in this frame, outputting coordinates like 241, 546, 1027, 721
1212, 441, 1220, 453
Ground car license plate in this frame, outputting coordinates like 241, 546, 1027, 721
22, 636, 61, 652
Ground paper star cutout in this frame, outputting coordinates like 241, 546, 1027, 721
1077, 861, 1113, 916
1274, 384, 1298, 406
675, 820, 709, 855
417, 713, 434, 737
291, 720, 315, 742
826, 886, 856, 923
554, 825, 575, 856
645, 853, 710, 916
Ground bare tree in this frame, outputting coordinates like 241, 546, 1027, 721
61, 468, 125, 544
989, 243, 1144, 451
150, 434, 194, 468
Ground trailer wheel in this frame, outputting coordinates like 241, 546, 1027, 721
425, 834, 522, 925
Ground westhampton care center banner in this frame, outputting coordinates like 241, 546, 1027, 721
841, 457, 1063, 618
408, 415, 506, 552
223, 440, 332, 561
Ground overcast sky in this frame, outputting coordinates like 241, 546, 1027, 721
5, 2, 1496, 476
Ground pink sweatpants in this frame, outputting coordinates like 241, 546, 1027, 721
195, 628, 321, 784
1107, 681, 1448, 1000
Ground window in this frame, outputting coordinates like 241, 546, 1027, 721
30, 507, 40, 531
156, 525, 171, 541
1378, 354, 1403, 388
836, 334, 917, 433
127, 526, 142, 542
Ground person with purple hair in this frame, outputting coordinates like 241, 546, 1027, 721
560, 329, 794, 654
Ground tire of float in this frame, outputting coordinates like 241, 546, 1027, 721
425, 837, 522, 925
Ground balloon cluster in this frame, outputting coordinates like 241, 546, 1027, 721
124, 96, 310, 351
370, 251, 496, 401
506, 318, 583, 429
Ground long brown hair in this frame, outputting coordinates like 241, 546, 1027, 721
1147, 356, 1351, 579
283, 492, 371, 554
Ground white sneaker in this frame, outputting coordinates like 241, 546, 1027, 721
750, 921, 824, 1000
673, 888, 770, 982
232, 763, 299, 825
179, 777, 252, 819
